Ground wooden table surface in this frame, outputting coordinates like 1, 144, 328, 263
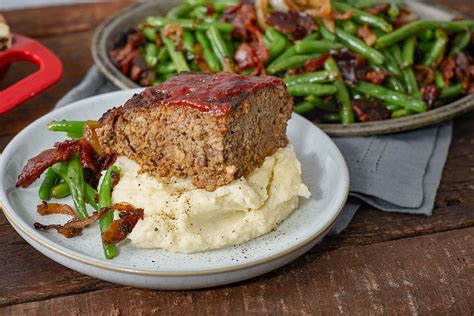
1, 1, 473, 314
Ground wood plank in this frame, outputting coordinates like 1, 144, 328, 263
2, 1, 134, 38
1, 228, 472, 315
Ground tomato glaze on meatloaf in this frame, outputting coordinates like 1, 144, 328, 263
96, 72, 294, 191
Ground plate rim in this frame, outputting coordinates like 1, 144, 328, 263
0, 89, 349, 277
91, 1, 474, 137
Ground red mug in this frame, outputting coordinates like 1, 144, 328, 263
0, 34, 63, 115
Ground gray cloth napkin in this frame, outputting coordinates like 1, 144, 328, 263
56, 67, 452, 235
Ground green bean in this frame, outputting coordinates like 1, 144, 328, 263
266, 46, 297, 69
284, 70, 339, 86
39, 168, 59, 201
189, 6, 208, 19
388, 1, 400, 18
391, 108, 414, 118
419, 29, 434, 42
441, 20, 474, 32
401, 36, 416, 68
449, 31, 471, 56
419, 41, 434, 54
435, 70, 445, 88
335, 28, 385, 65
144, 43, 158, 68
287, 84, 338, 96
324, 56, 355, 124
354, 81, 427, 112
305, 95, 339, 112
98, 166, 121, 260
341, 20, 357, 34
161, 36, 190, 72
294, 40, 343, 54
52, 181, 98, 209
51, 159, 88, 219
423, 29, 447, 67
50, 182, 70, 199
195, 31, 221, 72
382, 49, 403, 79
156, 61, 176, 74
388, 45, 403, 66
84, 183, 99, 211
376, 20, 474, 49
319, 26, 336, 42
156, 47, 169, 63
141, 27, 157, 42
213, 0, 238, 12
403, 68, 420, 98
385, 103, 402, 112
184, 0, 208, 5
166, 3, 193, 19
67, 155, 88, 219
67, 132, 82, 139
295, 101, 316, 114
146, 17, 233, 33
47, 120, 86, 135
267, 53, 320, 74
207, 25, 234, 71
387, 77, 406, 93
333, 2, 393, 32
264, 28, 288, 61
182, 30, 196, 53
440, 83, 463, 99
323, 113, 341, 123
303, 32, 321, 41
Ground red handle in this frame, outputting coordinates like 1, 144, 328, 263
0, 34, 63, 115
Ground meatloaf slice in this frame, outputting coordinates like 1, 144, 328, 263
96, 72, 293, 191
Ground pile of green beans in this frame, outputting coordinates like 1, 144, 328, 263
120, 0, 473, 124
37, 120, 122, 260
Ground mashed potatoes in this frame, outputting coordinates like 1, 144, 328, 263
112, 146, 310, 253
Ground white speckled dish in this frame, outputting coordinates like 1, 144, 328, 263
0, 89, 349, 290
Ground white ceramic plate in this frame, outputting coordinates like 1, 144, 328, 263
0, 89, 349, 289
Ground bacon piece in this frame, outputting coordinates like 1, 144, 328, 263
332, 10, 353, 20
454, 52, 472, 90
421, 85, 440, 109
225, 3, 268, 71
440, 55, 456, 86
331, 49, 367, 85
37, 202, 77, 217
34, 203, 144, 242
78, 139, 96, 171
223, 3, 257, 41
395, 8, 418, 28
16, 140, 80, 188
304, 53, 329, 72
352, 100, 390, 122
357, 24, 377, 46
102, 203, 144, 245
365, 3, 390, 15
193, 43, 211, 72
266, 10, 317, 39
364, 70, 390, 84
109, 29, 154, 87
414, 64, 435, 88
234, 43, 258, 70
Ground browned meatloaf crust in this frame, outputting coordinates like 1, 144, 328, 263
96, 72, 293, 191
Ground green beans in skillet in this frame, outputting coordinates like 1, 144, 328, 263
110, 0, 474, 124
